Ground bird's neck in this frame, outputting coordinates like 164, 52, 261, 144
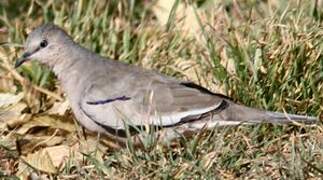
51, 43, 88, 80
50, 43, 96, 101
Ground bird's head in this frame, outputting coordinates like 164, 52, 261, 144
15, 23, 72, 68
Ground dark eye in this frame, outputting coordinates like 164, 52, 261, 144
40, 39, 48, 48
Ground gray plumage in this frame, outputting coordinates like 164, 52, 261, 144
15, 24, 317, 142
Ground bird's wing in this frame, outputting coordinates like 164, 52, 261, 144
79, 74, 227, 132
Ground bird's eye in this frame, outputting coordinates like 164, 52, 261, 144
40, 39, 48, 48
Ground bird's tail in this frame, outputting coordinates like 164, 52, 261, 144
260, 110, 318, 124
202, 102, 318, 127
228, 102, 316, 123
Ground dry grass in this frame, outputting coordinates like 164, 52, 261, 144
0, 0, 322, 179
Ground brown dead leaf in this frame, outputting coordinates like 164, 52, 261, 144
71, 136, 107, 161
47, 100, 70, 116
16, 115, 75, 135
43, 145, 70, 168
0, 92, 29, 128
18, 138, 108, 177
1, 102, 29, 125
20, 148, 57, 175
5, 114, 31, 130
0, 92, 24, 108
16, 135, 65, 154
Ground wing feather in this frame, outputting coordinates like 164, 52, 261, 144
80, 75, 226, 131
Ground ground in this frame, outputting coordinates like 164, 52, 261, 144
0, 0, 322, 179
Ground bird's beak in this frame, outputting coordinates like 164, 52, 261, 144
15, 52, 32, 68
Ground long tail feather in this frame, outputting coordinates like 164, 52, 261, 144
263, 111, 317, 124
212, 102, 318, 125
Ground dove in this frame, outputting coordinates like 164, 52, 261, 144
15, 24, 317, 143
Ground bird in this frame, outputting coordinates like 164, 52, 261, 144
15, 23, 317, 144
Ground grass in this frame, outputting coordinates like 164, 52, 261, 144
0, 0, 322, 179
